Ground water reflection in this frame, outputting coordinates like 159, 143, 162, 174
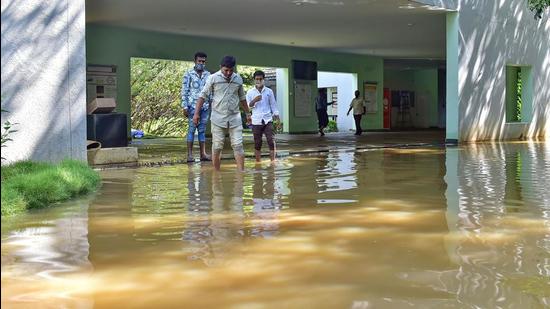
444, 142, 550, 308
1, 197, 93, 307
2, 142, 549, 308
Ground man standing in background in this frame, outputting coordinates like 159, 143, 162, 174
182, 51, 211, 163
347, 90, 366, 135
247, 70, 280, 162
315, 88, 335, 136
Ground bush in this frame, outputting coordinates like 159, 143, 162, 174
1, 108, 18, 161
131, 58, 191, 138
130, 58, 267, 138
326, 119, 338, 132
1, 160, 100, 216
273, 119, 284, 133
141, 116, 186, 137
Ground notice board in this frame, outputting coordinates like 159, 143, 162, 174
364, 82, 378, 114
294, 81, 313, 117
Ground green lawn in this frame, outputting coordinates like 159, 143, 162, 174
1, 160, 101, 216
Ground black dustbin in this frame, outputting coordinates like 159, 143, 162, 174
87, 113, 128, 147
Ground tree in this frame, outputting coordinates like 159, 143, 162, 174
130, 58, 266, 137
528, 0, 550, 19
130, 58, 192, 137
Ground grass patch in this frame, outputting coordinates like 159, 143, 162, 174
1, 160, 101, 216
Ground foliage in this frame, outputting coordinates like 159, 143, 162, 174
1, 109, 18, 160
237, 65, 264, 93
273, 119, 284, 133
516, 70, 523, 122
141, 116, 186, 137
130, 58, 263, 137
528, 0, 550, 19
326, 119, 338, 132
1, 160, 101, 216
131, 58, 192, 137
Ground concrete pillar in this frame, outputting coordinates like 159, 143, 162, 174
446, 12, 459, 143
1, 0, 87, 164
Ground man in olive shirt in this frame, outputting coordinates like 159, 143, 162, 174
193, 56, 252, 171
347, 90, 366, 135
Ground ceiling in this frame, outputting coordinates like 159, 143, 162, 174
86, 0, 451, 59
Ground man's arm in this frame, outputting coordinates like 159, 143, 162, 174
193, 75, 213, 125
246, 90, 261, 108
193, 97, 206, 126
269, 90, 280, 120
238, 85, 251, 124
240, 99, 252, 125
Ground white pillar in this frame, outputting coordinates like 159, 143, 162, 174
1, 0, 87, 164
446, 12, 459, 142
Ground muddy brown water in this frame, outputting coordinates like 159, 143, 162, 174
2, 142, 549, 308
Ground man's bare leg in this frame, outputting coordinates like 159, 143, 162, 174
212, 150, 222, 171
187, 142, 194, 162
199, 142, 211, 161
255, 150, 262, 162
235, 153, 245, 171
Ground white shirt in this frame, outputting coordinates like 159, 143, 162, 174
246, 86, 279, 126
349, 98, 365, 115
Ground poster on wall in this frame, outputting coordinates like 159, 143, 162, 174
364, 82, 378, 114
294, 81, 312, 117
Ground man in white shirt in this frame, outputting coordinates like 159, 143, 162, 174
194, 56, 252, 171
346, 90, 366, 135
246, 70, 280, 162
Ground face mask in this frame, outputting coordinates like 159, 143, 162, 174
255, 80, 264, 87
195, 63, 205, 71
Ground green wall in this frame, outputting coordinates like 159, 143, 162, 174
86, 24, 384, 134
384, 69, 439, 128
414, 69, 439, 128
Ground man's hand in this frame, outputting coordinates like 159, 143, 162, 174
193, 113, 200, 126
273, 115, 280, 121
246, 113, 252, 125
183, 109, 189, 117
250, 95, 262, 107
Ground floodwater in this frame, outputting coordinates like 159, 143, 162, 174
2, 142, 549, 309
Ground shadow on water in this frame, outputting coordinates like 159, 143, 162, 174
2, 142, 549, 308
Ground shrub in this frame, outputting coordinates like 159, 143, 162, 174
326, 119, 338, 132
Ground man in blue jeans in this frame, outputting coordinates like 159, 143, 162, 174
182, 51, 211, 162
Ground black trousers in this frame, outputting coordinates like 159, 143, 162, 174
317, 109, 329, 129
252, 121, 275, 151
353, 114, 363, 134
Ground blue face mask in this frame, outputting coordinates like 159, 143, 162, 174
194, 63, 205, 71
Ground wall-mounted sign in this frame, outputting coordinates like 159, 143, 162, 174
364, 82, 378, 114
294, 80, 313, 117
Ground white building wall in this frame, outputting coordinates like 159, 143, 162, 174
417, 0, 549, 141
1, 0, 87, 164
457, 0, 549, 141
318, 72, 357, 132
